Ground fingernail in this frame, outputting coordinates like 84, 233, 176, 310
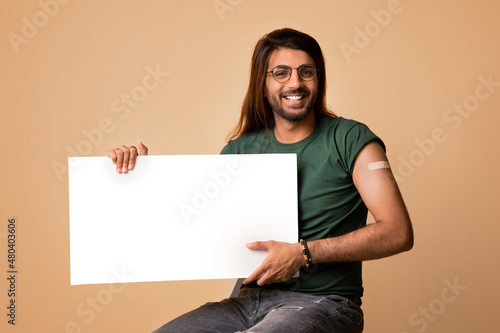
128, 164, 133, 170
122, 167, 128, 173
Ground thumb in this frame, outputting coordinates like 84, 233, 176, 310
137, 140, 148, 156
246, 241, 268, 250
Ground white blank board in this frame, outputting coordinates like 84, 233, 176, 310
68, 154, 298, 285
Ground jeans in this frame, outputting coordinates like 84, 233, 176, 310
153, 288, 364, 333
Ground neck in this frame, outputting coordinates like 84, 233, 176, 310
273, 111, 316, 144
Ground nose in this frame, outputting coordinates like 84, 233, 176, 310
286, 68, 302, 88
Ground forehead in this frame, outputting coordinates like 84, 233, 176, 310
267, 48, 315, 69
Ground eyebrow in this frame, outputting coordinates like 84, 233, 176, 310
268, 63, 316, 70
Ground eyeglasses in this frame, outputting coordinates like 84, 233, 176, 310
266, 64, 319, 83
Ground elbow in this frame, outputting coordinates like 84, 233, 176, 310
383, 217, 414, 255
400, 232, 414, 252
388, 233, 413, 257
396, 223, 414, 253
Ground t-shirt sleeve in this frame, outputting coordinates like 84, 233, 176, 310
338, 122, 385, 176
219, 141, 234, 155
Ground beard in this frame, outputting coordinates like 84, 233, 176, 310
265, 87, 317, 122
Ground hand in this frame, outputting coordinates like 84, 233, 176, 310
107, 140, 148, 174
243, 240, 303, 286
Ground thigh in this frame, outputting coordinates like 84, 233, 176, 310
152, 295, 255, 333
246, 293, 364, 333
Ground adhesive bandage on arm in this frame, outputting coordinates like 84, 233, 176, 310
367, 161, 390, 171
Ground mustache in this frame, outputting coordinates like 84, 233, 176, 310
280, 88, 310, 97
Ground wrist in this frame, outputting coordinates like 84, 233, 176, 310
299, 239, 312, 268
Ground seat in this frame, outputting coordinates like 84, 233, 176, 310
230, 278, 245, 297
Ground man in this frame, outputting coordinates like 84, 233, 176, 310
108, 28, 413, 333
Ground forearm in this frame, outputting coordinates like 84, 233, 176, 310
302, 141, 414, 264
307, 218, 413, 263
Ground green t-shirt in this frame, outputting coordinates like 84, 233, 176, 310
220, 115, 385, 305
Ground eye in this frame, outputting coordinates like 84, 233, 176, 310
299, 66, 316, 78
273, 67, 290, 79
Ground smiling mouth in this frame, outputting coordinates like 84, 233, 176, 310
283, 95, 305, 101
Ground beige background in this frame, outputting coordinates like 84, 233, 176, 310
1, 0, 499, 332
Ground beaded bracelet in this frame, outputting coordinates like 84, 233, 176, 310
300, 239, 312, 268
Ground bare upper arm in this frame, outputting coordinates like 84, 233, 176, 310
352, 141, 412, 232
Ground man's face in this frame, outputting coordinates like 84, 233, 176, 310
264, 48, 319, 122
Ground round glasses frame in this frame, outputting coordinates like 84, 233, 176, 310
266, 64, 319, 83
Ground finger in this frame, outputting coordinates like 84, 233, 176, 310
244, 242, 269, 283
256, 271, 270, 286
243, 266, 266, 285
243, 241, 271, 284
138, 140, 148, 156
115, 148, 124, 173
128, 146, 139, 170
107, 148, 118, 164
119, 145, 130, 173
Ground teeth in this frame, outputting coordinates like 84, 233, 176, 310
285, 95, 303, 100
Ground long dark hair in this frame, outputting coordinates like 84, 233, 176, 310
227, 28, 336, 142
